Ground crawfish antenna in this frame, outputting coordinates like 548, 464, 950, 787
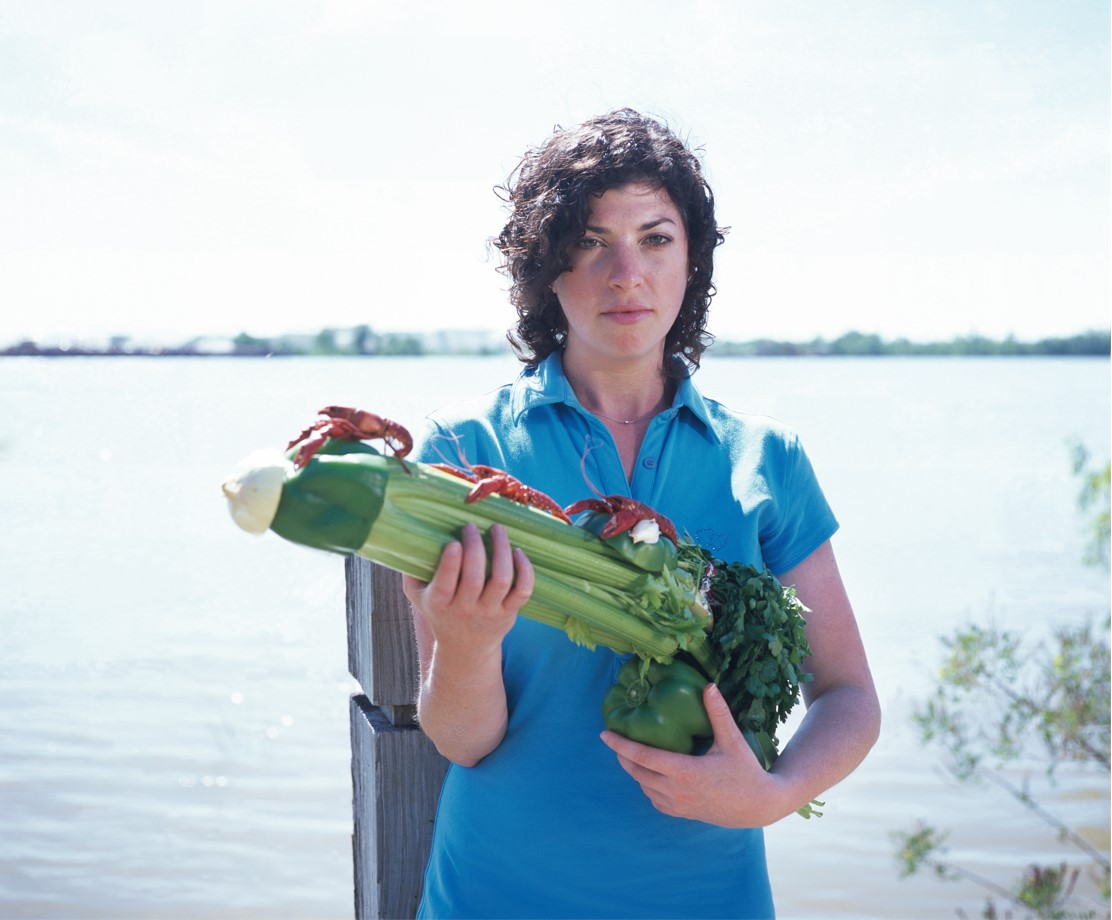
577, 435, 606, 498
429, 429, 472, 474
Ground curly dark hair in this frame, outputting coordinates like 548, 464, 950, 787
493, 108, 726, 377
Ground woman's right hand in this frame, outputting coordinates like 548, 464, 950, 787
402, 522, 533, 654
402, 522, 534, 766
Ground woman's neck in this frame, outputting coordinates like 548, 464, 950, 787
561, 349, 674, 423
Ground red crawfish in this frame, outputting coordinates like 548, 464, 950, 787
431, 463, 572, 523
563, 495, 680, 545
286, 406, 414, 470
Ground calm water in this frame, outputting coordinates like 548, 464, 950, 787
1, 355, 1108, 918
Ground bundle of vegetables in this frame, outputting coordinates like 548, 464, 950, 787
222, 407, 819, 816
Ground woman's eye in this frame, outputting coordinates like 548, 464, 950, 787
643, 234, 671, 247
576, 237, 603, 250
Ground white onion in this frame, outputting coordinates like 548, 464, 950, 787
221, 450, 292, 534
629, 519, 660, 544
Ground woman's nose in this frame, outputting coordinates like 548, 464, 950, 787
607, 244, 644, 289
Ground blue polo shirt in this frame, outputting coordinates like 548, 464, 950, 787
413, 351, 837, 920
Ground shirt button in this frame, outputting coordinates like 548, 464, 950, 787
642, 457, 657, 469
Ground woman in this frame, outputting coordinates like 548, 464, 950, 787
402, 108, 880, 919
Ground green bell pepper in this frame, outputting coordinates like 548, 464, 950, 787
602, 658, 713, 754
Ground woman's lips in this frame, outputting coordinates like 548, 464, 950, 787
603, 307, 652, 325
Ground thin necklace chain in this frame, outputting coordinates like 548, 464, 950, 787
583, 396, 667, 426
590, 408, 658, 425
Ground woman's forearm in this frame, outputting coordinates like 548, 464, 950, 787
415, 625, 510, 767
769, 540, 881, 818
403, 525, 529, 766
768, 681, 881, 818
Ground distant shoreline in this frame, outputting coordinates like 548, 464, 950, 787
708, 329, 1111, 358
3, 328, 1108, 359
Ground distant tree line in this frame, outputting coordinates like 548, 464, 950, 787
4, 327, 1109, 358
710, 329, 1111, 357
233, 325, 429, 356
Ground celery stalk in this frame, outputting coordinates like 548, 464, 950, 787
223, 441, 716, 672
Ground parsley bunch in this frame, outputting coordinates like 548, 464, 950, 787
678, 544, 823, 817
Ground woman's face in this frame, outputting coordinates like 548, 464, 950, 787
552, 182, 688, 371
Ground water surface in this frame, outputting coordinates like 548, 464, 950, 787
1, 355, 1107, 918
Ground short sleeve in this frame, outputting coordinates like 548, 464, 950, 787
759, 432, 839, 574
410, 400, 510, 471
411, 416, 462, 466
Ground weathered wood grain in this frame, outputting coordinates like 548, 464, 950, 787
345, 556, 419, 726
347, 557, 449, 919
350, 695, 449, 920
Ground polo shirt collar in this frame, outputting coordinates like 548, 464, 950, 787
674, 369, 719, 443
509, 351, 575, 420
510, 351, 719, 444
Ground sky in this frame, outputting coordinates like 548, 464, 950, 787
2, 0, 1109, 347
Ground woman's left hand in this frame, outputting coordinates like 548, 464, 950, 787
600, 682, 788, 828
602, 539, 881, 828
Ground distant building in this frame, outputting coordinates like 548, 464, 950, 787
420, 328, 508, 354
182, 336, 237, 355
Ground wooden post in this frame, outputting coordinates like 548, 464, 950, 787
346, 556, 449, 920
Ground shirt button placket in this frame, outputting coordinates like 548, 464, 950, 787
633, 418, 666, 498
